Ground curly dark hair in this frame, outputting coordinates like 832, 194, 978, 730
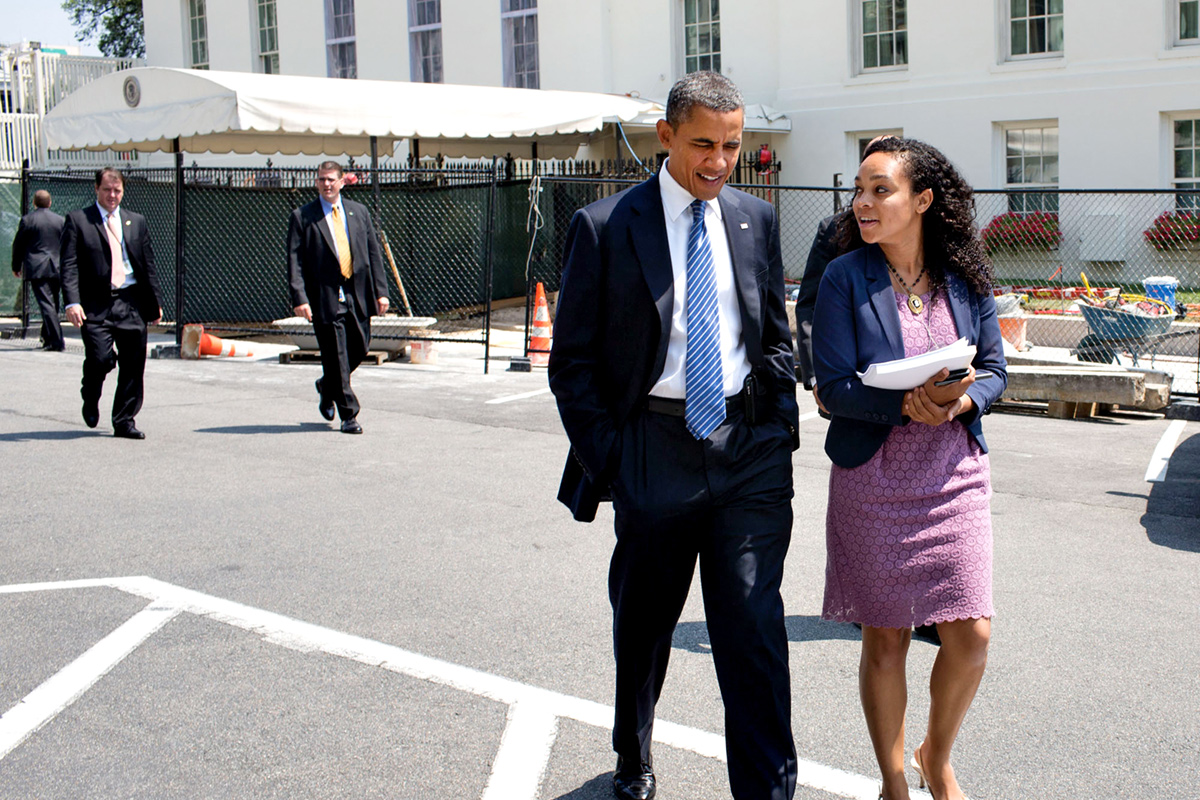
836, 137, 993, 296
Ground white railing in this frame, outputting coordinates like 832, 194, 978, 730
0, 113, 41, 172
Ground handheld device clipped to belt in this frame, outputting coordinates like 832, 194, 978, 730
741, 370, 771, 426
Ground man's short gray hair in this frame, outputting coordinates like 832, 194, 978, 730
665, 71, 744, 129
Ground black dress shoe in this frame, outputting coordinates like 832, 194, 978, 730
340, 418, 363, 434
316, 380, 335, 421
113, 425, 145, 440
82, 402, 99, 429
613, 757, 655, 800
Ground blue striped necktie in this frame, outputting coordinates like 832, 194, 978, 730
684, 198, 725, 440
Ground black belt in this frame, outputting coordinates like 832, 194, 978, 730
111, 285, 137, 296
646, 395, 742, 418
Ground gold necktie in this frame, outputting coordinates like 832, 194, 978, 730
106, 214, 124, 288
332, 206, 353, 280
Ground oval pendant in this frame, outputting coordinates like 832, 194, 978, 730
907, 294, 923, 315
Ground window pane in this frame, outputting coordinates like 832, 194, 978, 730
699, 54, 711, 71
685, 0, 696, 25
895, 0, 906, 30
863, 1, 878, 34
1178, 149, 1196, 180
1048, 0, 1063, 12
710, 0, 719, 22
1183, 1, 1200, 39
1030, 0, 1045, 15
864, 34, 878, 68
881, 0, 893, 32
895, 31, 908, 64
1025, 128, 1042, 156
1026, 159, 1042, 183
686, 25, 698, 56
1006, 129, 1023, 156
1042, 155, 1058, 183
1011, 21, 1027, 55
698, 23, 711, 55
712, 53, 721, 72
1048, 16, 1063, 52
880, 33, 894, 66
1043, 127, 1059, 155
1030, 18, 1046, 52
1011, 0, 1025, 17
1176, 120, 1194, 148
711, 23, 721, 55
697, 0, 709, 23
1007, 156, 1023, 183
686, 55, 698, 73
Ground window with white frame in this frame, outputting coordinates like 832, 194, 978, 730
188, 0, 209, 70
501, 0, 539, 89
1177, 1, 1200, 45
1174, 118, 1200, 211
859, 0, 907, 71
683, 0, 720, 74
325, 0, 356, 78
257, 0, 279, 74
853, 129, 903, 163
409, 0, 443, 83
1004, 124, 1059, 213
1006, 0, 1063, 60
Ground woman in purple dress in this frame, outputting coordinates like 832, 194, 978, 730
812, 137, 1007, 800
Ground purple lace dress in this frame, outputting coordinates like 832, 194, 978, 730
822, 289, 994, 629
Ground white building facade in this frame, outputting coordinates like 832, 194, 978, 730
142, 0, 1200, 196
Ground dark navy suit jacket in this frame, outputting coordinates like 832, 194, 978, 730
812, 244, 1007, 469
549, 172, 799, 521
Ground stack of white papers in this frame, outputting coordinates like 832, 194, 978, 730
857, 337, 977, 390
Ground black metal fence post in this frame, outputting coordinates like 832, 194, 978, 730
173, 142, 185, 346
18, 158, 30, 339
483, 159, 497, 374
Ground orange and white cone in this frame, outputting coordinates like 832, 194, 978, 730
182, 323, 255, 358
530, 282, 552, 367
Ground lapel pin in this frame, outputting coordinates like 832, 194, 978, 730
740, 222, 749, 229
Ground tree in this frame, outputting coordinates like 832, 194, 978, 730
63, 0, 145, 59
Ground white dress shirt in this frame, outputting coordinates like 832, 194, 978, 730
649, 160, 751, 400
102, 204, 137, 289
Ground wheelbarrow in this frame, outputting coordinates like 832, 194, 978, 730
1074, 297, 1175, 365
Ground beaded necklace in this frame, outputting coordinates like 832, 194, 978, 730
886, 260, 927, 315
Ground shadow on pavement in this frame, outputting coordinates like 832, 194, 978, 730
0, 429, 100, 442
672, 615, 861, 654
1141, 431, 1199, 553
194, 422, 333, 435
550, 773, 613, 800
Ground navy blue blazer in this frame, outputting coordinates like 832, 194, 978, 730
549, 172, 799, 521
812, 244, 1007, 469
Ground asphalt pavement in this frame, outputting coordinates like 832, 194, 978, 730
1, 333, 1197, 800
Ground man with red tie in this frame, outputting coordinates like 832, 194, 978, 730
62, 168, 164, 440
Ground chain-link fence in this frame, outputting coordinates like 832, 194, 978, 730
529, 178, 1199, 394
14, 165, 502, 363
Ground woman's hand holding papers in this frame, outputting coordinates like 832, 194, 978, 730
903, 367, 976, 426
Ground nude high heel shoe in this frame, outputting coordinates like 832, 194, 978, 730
911, 746, 972, 800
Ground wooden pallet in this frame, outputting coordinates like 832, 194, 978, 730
279, 349, 393, 365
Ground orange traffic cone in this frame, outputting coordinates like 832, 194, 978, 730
181, 323, 256, 359
530, 282, 552, 367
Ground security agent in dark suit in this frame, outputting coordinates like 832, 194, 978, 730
12, 190, 66, 351
62, 168, 164, 440
549, 72, 800, 800
288, 161, 389, 434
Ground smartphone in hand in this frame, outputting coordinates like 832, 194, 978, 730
934, 368, 971, 387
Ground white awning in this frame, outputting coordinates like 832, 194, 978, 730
43, 67, 665, 157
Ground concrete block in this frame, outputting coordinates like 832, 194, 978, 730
1002, 365, 1144, 406
1165, 400, 1200, 421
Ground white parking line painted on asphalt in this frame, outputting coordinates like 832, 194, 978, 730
799, 411, 821, 424
1146, 420, 1188, 482
485, 387, 552, 404
0, 577, 917, 800
0, 601, 181, 760
481, 701, 559, 800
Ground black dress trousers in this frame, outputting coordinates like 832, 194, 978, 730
80, 287, 148, 429
607, 403, 798, 800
